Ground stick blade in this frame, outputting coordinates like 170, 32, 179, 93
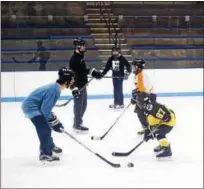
112, 152, 129, 157
111, 163, 121, 168
91, 136, 102, 140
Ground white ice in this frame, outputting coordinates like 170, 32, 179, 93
1, 97, 203, 188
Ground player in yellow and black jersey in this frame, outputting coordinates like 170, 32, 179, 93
132, 91, 176, 158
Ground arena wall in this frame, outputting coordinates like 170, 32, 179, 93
1, 68, 203, 102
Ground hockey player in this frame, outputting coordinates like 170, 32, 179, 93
69, 38, 103, 133
28, 41, 51, 71
102, 46, 131, 109
22, 67, 74, 163
130, 58, 156, 135
134, 91, 176, 158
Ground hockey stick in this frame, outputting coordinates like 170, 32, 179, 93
103, 76, 125, 79
62, 129, 134, 168
12, 56, 35, 64
55, 78, 94, 107
12, 57, 20, 63
112, 140, 144, 157
112, 127, 158, 157
91, 102, 132, 140
88, 76, 125, 79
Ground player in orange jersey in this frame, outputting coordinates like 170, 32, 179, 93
130, 58, 157, 135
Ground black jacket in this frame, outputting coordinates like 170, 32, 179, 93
102, 55, 131, 77
69, 51, 89, 89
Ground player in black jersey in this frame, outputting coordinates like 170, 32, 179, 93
69, 38, 103, 133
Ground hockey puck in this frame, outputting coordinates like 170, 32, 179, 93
127, 163, 134, 168
91, 136, 94, 140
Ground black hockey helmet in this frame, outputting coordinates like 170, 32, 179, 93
132, 58, 145, 69
73, 38, 86, 46
58, 67, 74, 83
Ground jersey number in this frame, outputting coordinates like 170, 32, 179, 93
156, 108, 165, 119
112, 60, 120, 71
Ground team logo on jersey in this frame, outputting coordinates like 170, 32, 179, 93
112, 60, 120, 71
146, 103, 153, 111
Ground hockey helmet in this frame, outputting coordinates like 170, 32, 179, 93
73, 38, 86, 46
58, 67, 74, 83
132, 58, 145, 69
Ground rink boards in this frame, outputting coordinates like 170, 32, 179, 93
1, 68, 203, 102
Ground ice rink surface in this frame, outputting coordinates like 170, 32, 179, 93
1, 97, 203, 188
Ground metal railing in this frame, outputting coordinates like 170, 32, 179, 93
94, 1, 121, 47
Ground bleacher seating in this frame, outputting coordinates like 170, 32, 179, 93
1, 1, 204, 71
1, 2, 104, 71
1, 35, 102, 71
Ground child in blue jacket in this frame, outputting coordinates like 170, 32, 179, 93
22, 67, 74, 163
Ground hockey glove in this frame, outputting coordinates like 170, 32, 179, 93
132, 88, 139, 100
143, 127, 154, 142
130, 88, 139, 105
71, 87, 80, 99
90, 68, 103, 79
130, 98, 136, 105
48, 112, 64, 133
124, 71, 130, 80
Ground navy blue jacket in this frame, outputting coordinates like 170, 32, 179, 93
102, 55, 131, 77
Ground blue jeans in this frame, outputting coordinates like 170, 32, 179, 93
113, 78, 124, 106
31, 115, 53, 155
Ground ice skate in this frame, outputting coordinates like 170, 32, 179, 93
52, 144, 63, 156
156, 145, 172, 159
73, 125, 89, 134
39, 154, 60, 165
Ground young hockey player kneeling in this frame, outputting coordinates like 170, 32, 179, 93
22, 67, 74, 163
133, 91, 176, 158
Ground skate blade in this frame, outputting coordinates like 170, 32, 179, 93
73, 129, 89, 134
156, 156, 172, 161
40, 160, 60, 166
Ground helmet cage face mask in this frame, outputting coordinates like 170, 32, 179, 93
132, 65, 137, 74
132, 59, 145, 74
